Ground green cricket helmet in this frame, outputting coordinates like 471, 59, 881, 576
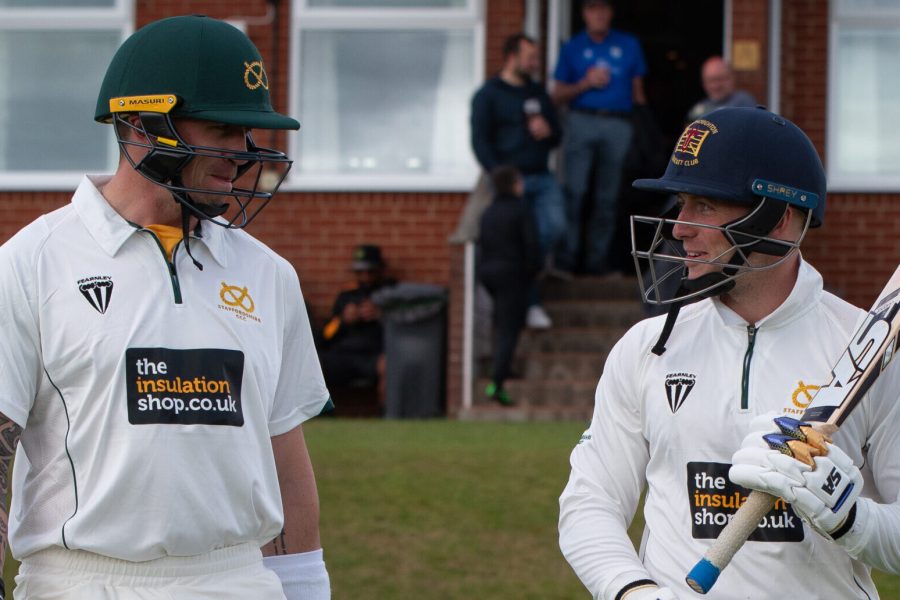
95, 15, 300, 230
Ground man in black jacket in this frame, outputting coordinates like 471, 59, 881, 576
471, 33, 565, 329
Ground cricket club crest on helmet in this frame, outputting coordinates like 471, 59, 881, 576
630, 106, 825, 307
95, 15, 300, 231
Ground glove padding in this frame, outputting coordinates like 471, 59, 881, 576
622, 584, 679, 599
730, 413, 862, 537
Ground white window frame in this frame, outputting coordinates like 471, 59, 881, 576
285, 0, 485, 191
827, 2, 900, 192
0, 0, 133, 191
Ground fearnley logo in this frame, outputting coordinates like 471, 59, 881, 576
243, 60, 269, 91
665, 372, 696, 413
218, 281, 261, 323
671, 119, 718, 167
78, 275, 114, 314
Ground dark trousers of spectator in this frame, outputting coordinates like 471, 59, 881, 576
479, 270, 532, 389
560, 111, 634, 274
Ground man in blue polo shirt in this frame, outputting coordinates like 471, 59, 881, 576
553, 0, 647, 275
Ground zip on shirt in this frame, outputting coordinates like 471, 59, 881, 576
740, 325, 758, 410
139, 229, 184, 304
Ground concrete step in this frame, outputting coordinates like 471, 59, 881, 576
539, 274, 642, 302
543, 299, 646, 328
518, 325, 630, 353
478, 351, 607, 381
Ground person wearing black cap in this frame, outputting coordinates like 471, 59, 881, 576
552, 0, 648, 275
0, 15, 331, 600
320, 244, 394, 407
559, 107, 899, 599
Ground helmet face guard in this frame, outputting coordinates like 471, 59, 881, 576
631, 197, 814, 305
113, 111, 292, 229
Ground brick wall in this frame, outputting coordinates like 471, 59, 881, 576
731, 0, 769, 105
780, 0, 899, 309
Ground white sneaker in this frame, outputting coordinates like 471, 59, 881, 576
526, 305, 553, 329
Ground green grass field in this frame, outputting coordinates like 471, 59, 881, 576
305, 420, 900, 600
3, 420, 898, 598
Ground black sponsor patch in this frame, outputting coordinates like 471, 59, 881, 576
125, 348, 244, 426
687, 461, 803, 542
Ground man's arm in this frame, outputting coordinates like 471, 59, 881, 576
263, 424, 330, 600
0, 415, 22, 599
632, 76, 647, 106
264, 424, 321, 555
552, 78, 591, 106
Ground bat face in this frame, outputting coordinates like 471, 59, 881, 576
803, 268, 900, 425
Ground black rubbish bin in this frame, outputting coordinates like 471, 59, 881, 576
372, 282, 448, 419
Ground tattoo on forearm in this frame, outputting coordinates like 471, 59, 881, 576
0, 418, 22, 574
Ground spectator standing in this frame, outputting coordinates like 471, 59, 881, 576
471, 33, 565, 328
686, 56, 757, 122
320, 245, 394, 409
477, 166, 542, 406
553, 0, 647, 275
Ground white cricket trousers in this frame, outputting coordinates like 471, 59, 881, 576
14, 543, 287, 600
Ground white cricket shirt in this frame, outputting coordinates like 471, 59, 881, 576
560, 260, 900, 599
0, 175, 329, 561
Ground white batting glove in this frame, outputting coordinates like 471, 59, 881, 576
730, 413, 862, 538
621, 583, 679, 599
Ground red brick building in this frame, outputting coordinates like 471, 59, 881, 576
1, 0, 897, 416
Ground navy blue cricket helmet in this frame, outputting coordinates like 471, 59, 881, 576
630, 106, 826, 307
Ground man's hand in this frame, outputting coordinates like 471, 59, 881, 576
584, 65, 611, 89
341, 302, 360, 324
622, 584, 679, 599
527, 115, 552, 140
730, 413, 862, 537
357, 299, 380, 322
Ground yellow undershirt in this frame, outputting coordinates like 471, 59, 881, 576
146, 224, 184, 260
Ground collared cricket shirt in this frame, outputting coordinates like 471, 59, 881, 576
0, 175, 329, 562
560, 260, 900, 599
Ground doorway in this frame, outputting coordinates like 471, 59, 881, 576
548, 0, 726, 274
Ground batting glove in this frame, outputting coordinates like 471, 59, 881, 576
730, 413, 862, 538
620, 583, 679, 599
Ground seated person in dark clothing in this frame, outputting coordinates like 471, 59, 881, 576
477, 165, 542, 406
320, 245, 394, 409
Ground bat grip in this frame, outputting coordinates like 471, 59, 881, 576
685, 490, 777, 594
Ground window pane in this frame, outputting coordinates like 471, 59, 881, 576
0, 0, 113, 6
308, 0, 465, 8
297, 29, 476, 177
0, 30, 120, 172
832, 28, 900, 178
835, 0, 900, 15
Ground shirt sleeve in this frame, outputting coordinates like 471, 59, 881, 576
269, 259, 330, 435
631, 36, 648, 79
559, 327, 655, 600
0, 229, 43, 428
840, 359, 900, 573
553, 42, 577, 84
470, 87, 498, 172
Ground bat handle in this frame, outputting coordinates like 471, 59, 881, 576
685, 490, 777, 594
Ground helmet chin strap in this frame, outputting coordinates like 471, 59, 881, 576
172, 184, 229, 272
650, 268, 736, 356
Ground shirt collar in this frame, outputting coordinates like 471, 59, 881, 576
73, 174, 228, 268
712, 257, 822, 329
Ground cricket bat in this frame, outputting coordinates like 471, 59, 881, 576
685, 264, 900, 594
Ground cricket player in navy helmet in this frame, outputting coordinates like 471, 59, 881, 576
559, 107, 900, 599
0, 15, 331, 599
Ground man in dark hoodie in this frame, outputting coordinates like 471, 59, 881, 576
477, 166, 543, 406
471, 33, 564, 329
